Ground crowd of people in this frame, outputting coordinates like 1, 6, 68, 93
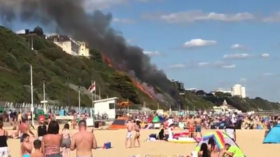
0, 109, 279, 157
0, 118, 97, 157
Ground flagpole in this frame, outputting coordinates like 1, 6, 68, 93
94, 82, 97, 100
30, 65, 34, 126
91, 80, 94, 118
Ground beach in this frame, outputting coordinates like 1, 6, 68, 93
6, 128, 274, 157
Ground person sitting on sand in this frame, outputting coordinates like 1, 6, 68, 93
218, 143, 234, 157
21, 133, 33, 157
198, 143, 210, 157
208, 137, 216, 153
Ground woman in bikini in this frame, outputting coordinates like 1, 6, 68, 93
61, 123, 71, 157
133, 120, 141, 147
42, 120, 62, 157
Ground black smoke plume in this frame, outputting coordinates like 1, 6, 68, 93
0, 0, 183, 106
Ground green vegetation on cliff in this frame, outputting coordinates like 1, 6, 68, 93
0, 26, 278, 111
0, 26, 156, 108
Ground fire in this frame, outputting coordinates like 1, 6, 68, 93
101, 54, 113, 67
101, 53, 153, 99
131, 78, 153, 99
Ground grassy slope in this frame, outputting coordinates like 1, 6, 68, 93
0, 26, 157, 108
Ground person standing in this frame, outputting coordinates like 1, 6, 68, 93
0, 121, 10, 156
61, 123, 71, 157
37, 118, 47, 141
18, 118, 35, 142
125, 120, 134, 148
42, 120, 62, 157
133, 120, 141, 147
70, 120, 97, 157
225, 121, 236, 141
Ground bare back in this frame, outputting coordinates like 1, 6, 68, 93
71, 131, 94, 156
19, 123, 29, 134
31, 150, 44, 157
127, 122, 133, 132
42, 134, 62, 155
195, 118, 202, 126
62, 129, 70, 139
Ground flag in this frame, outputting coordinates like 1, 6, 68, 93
88, 81, 96, 92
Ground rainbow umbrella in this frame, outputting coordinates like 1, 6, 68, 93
196, 131, 245, 157
202, 131, 226, 149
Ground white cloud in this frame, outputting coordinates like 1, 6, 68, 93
261, 53, 269, 57
143, 50, 161, 56
83, 0, 128, 10
15, 29, 25, 34
263, 73, 273, 76
240, 78, 247, 82
183, 39, 217, 48
169, 64, 185, 68
197, 61, 235, 69
83, 0, 153, 10
142, 11, 256, 23
143, 11, 280, 24
222, 64, 236, 69
223, 53, 269, 59
231, 44, 247, 50
113, 18, 135, 24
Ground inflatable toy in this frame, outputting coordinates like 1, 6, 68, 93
168, 137, 197, 143
167, 128, 196, 144
173, 131, 189, 138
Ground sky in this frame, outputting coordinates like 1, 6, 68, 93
3, 0, 280, 102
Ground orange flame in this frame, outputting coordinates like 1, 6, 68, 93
101, 53, 153, 99
101, 54, 113, 67
131, 78, 153, 99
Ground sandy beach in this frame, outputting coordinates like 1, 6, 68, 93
6, 128, 275, 157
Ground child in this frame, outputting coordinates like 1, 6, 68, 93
21, 133, 33, 157
31, 139, 43, 157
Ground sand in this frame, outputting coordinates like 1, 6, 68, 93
6, 128, 275, 157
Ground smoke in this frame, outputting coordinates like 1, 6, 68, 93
0, 0, 184, 105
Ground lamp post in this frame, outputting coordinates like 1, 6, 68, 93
40, 80, 48, 114
78, 78, 81, 116
67, 74, 70, 106
30, 65, 34, 126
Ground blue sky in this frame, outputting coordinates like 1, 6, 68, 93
3, 0, 280, 102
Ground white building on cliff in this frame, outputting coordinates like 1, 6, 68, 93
47, 35, 90, 57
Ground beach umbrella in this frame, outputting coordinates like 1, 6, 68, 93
201, 131, 225, 149
196, 131, 245, 157
158, 116, 165, 122
152, 116, 160, 123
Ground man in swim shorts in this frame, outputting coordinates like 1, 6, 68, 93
18, 118, 34, 142
125, 119, 133, 148
187, 116, 195, 137
195, 115, 202, 138
70, 120, 97, 157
